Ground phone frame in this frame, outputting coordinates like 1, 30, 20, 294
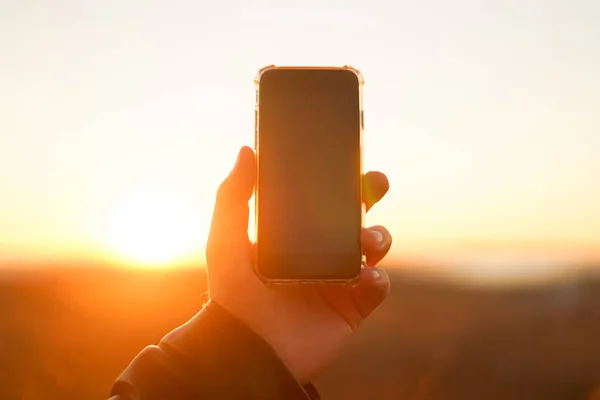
253, 65, 366, 285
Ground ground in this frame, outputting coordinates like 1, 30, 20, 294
1, 265, 600, 399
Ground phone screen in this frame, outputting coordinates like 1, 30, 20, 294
256, 68, 363, 281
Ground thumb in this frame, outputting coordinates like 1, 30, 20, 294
207, 146, 255, 259
352, 267, 391, 319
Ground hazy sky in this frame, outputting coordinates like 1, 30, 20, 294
1, 0, 599, 267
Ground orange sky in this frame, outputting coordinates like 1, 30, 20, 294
1, 1, 599, 274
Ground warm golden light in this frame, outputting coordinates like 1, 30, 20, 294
102, 190, 201, 268
1, 1, 599, 277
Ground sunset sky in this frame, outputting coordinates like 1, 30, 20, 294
1, 1, 599, 277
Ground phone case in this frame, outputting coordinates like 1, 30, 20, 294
253, 65, 366, 285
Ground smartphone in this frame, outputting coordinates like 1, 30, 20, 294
253, 65, 365, 283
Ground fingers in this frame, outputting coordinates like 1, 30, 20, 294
352, 267, 391, 319
363, 171, 389, 212
361, 225, 392, 266
207, 146, 255, 258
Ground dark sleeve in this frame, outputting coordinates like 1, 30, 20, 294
109, 301, 320, 400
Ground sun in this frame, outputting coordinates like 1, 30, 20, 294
102, 190, 203, 268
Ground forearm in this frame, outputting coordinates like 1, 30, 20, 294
109, 301, 319, 400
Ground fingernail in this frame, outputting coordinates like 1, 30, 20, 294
369, 229, 384, 245
369, 268, 381, 281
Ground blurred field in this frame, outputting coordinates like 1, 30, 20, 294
1, 265, 600, 400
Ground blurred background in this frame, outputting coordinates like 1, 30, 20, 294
1, 0, 599, 399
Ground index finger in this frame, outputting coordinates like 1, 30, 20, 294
363, 171, 389, 212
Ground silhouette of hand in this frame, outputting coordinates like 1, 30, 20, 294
206, 146, 392, 384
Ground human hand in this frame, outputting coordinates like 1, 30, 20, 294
206, 146, 392, 385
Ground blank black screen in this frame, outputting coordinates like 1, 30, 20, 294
256, 68, 362, 280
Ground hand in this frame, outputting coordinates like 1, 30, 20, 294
206, 146, 392, 384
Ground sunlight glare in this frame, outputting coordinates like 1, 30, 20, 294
103, 190, 200, 268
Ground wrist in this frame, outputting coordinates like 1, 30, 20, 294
221, 301, 350, 385
160, 301, 317, 399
